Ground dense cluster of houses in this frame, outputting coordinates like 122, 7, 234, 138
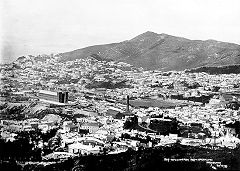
1, 54, 240, 160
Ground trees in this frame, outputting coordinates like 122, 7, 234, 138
123, 116, 138, 130
211, 86, 220, 92
0, 128, 59, 162
226, 102, 239, 110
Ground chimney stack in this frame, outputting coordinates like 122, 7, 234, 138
126, 95, 130, 112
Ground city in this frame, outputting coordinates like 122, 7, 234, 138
1, 0, 240, 170
0, 54, 240, 170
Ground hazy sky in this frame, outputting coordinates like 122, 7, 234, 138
1, 0, 240, 63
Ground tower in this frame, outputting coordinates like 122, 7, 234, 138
64, 92, 68, 103
126, 95, 130, 112
58, 92, 63, 103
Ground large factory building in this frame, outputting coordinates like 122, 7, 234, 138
38, 90, 68, 103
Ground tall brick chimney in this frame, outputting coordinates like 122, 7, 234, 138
126, 95, 130, 112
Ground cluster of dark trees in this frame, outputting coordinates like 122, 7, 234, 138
186, 65, 240, 74
225, 101, 240, 110
225, 121, 240, 138
149, 118, 179, 135
169, 94, 214, 104
0, 135, 41, 162
7, 143, 240, 171
151, 81, 201, 89
182, 81, 201, 89
120, 133, 158, 145
179, 124, 211, 138
0, 128, 58, 162
123, 115, 180, 136
123, 115, 138, 130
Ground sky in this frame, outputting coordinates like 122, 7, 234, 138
1, 0, 240, 63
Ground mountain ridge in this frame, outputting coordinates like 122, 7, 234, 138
59, 31, 240, 71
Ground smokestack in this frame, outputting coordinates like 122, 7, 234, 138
58, 92, 63, 103
64, 92, 68, 103
126, 95, 130, 112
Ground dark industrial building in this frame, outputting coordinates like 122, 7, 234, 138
38, 90, 68, 103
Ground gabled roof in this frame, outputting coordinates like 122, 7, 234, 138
81, 122, 100, 127
106, 109, 121, 116
41, 114, 61, 123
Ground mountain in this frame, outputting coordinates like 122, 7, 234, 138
59, 43, 119, 62
59, 31, 240, 71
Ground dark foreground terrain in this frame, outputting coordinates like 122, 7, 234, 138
1, 143, 240, 171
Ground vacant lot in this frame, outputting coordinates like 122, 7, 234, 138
129, 99, 189, 108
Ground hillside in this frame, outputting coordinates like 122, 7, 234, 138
59, 43, 119, 62
59, 31, 240, 71
186, 64, 240, 74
